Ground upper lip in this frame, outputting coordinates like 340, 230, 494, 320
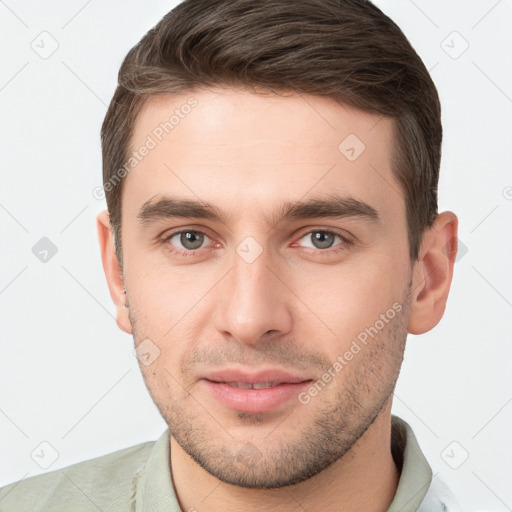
202, 368, 312, 385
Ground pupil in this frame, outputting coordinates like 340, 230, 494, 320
312, 231, 334, 249
181, 231, 203, 249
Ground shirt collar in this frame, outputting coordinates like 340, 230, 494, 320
133, 429, 182, 512
386, 415, 433, 511
133, 415, 432, 512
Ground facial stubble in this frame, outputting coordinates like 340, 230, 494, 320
128, 286, 411, 489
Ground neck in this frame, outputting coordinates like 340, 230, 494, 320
170, 406, 399, 512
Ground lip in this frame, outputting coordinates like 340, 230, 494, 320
201, 368, 312, 413
203, 368, 310, 385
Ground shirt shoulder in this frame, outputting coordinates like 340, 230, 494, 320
418, 477, 464, 512
0, 439, 155, 512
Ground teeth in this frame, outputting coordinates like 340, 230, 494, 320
224, 381, 277, 389
252, 382, 275, 389
225, 381, 253, 389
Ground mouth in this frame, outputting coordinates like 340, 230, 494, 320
200, 368, 313, 413
213, 381, 299, 389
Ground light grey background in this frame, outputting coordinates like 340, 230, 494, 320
1, 1, 511, 510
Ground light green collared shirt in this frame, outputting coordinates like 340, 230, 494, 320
0, 416, 458, 511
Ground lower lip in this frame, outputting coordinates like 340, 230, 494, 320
202, 380, 311, 413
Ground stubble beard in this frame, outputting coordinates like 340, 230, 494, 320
128, 288, 411, 489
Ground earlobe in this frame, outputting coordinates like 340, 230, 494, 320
96, 210, 132, 334
408, 212, 458, 335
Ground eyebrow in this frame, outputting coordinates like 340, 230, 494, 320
137, 194, 379, 226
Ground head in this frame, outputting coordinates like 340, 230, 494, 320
98, 0, 457, 489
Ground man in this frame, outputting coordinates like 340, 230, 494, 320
0, 0, 462, 510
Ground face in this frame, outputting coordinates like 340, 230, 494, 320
118, 87, 414, 488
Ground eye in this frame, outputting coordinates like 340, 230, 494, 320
167, 230, 210, 251
297, 230, 345, 250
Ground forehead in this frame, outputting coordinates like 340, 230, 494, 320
124, 87, 402, 221
132, 87, 393, 157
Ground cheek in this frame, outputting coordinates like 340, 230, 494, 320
295, 254, 409, 350
125, 262, 211, 381
125, 254, 215, 333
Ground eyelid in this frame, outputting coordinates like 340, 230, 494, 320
169, 230, 211, 244
161, 227, 217, 255
160, 226, 354, 256
292, 227, 353, 247
161, 225, 215, 242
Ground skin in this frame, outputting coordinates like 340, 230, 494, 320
97, 87, 458, 512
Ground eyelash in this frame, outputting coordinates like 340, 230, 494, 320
161, 228, 353, 258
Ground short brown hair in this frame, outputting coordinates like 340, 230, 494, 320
101, 0, 441, 262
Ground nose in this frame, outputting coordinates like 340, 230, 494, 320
213, 245, 293, 345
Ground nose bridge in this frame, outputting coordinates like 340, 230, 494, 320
215, 241, 292, 343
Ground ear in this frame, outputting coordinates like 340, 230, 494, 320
408, 211, 458, 335
96, 210, 132, 334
